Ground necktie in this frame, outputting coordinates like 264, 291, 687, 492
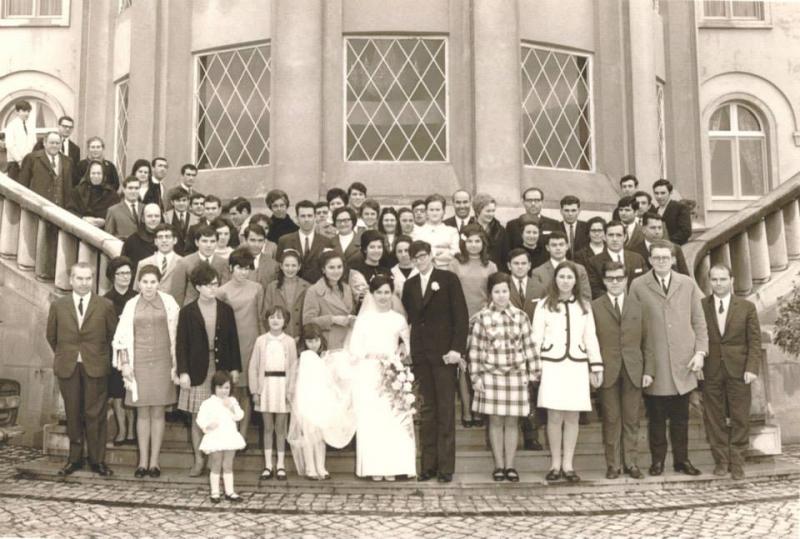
50, 154, 56, 171
78, 297, 84, 316
517, 279, 525, 302
614, 296, 621, 317
304, 235, 310, 257
161, 255, 168, 275
177, 212, 184, 229
568, 224, 575, 251
130, 203, 138, 222
719, 299, 724, 315
22, 120, 27, 135
661, 278, 668, 295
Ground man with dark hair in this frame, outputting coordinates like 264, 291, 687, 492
164, 164, 200, 210
242, 223, 278, 289
619, 174, 639, 197
411, 199, 427, 227
633, 190, 657, 226
164, 187, 197, 254
529, 232, 592, 302
105, 176, 143, 240
175, 224, 232, 305
189, 193, 206, 219
4, 99, 36, 180
47, 262, 118, 477
615, 196, 645, 246
653, 179, 692, 245
401, 240, 468, 483
701, 264, 761, 480
592, 260, 650, 480
277, 200, 334, 283
228, 197, 252, 240
135, 223, 185, 304
587, 220, 648, 299
506, 187, 560, 249
443, 189, 475, 232
139, 157, 168, 209
628, 214, 689, 275
347, 182, 367, 212
558, 195, 589, 259
185, 195, 222, 254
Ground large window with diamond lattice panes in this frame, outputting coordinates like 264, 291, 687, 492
194, 43, 271, 170
114, 77, 129, 176
345, 37, 448, 162
521, 44, 593, 171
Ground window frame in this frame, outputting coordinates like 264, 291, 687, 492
656, 80, 667, 179
113, 76, 130, 177
118, 0, 132, 14
708, 102, 768, 201
0, 0, 70, 27
342, 35, 450, 164
520, 42, 596, 173
699, 0, 771, 29
191, 41, 272, 172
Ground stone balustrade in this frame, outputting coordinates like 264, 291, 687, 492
0, 173, 123, 294
685, 171, 800, 296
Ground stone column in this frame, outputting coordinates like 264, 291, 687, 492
271, 0, 324, 202
730, 232, 752, 296
0, 199, 20, 259
125, 0, 160, 161
472, 0, 521, 206
627, 0, 659, 182
782, 200, 800, 259
16, 209, 37, 270
765, 210, 788, 271
747, 220, 770, 284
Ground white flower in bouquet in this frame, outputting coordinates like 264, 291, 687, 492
404, 393, 416, 405
403, 382, 412, 392
397, 372, 407, 383
406, 371, 415, 382
391, 380, 402, 391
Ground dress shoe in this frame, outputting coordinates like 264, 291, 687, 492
624, 465, 643, 479
730, 466, 745, 480
149, 467, 161, 478
58, 461, 83, 476
605, 467, 620, 479
188, 463, 205, 477
649, 462, 664, 476
225, 493, 243, 502
712, 464, 728, 477
563, 470, 580, 482
418, 470, 437, 482
674, 461, 702, 476
545, 469, 561, 481
523, 439, 543, 451
134, 467, 148, 478
209, 495, 221, 504
90, 463, 113, 476
437, 472, 453, 483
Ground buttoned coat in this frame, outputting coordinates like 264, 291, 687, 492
302, 278, 356, 349
175, 299, 241, 386
629, 271, 708, 396
134, 252, 185, 305
702, 295, 761, 380
18, 149, 73, 205
586, 249, 648, 299
591, 293, 651, 388
508, 275, 539, 321
104, 201, 141, 240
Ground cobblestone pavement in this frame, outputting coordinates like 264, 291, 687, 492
0, 444, 798, 538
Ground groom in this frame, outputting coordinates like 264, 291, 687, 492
402, 240, 468, 482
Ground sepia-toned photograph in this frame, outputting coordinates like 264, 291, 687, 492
0, 0, 798, 537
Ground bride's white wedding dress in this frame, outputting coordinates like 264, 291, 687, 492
350, 307, 417, 478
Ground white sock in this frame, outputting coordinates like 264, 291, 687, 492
276, 451, 285, 469
264, 449, 273, 469
223, 472, 235, 496
209, 472, 220, 497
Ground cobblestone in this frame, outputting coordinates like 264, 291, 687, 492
0, 443, 798, 537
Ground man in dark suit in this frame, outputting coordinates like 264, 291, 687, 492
443, 189, 475, 232
277, 200, 334, 284
702, 264, 761, 480
628, 214, 689, 275
401, 240, 468, 483
634, 190, 659, 227
175, 224, 233, 306
184, 195, 222, 254
34, 116, 80, 180
611, 175, 640, 221
163, 187, 198, 255
46, 262, 118, 476
164, 164, 200, 211
587, 220, 648, 298
558, 195, 589, 259
615, 196, 646, 247
629, 240, 708, 477
529, 232, 592, 302
506, 187, 560, 249
105, 177, 143, 240
507, 248, 544, 450
653, 179, 692, 245
593, 261, 652, 479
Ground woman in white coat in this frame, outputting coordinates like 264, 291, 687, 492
113, 265, 181, 478
531, 261, 603, 483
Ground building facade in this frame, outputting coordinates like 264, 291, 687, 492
1, 0, 798, 225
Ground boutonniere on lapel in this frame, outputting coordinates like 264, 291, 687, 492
430, 281, 440, 292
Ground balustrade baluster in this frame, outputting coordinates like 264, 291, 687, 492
54, 231, 78, 291
97, 254, 111, 295
710, 242, 732, 269
696, 254, 711, 295
782, 200, 800, 260
17, 210, 38, 271
730, 232, 753, 295
765, 210, 788, 271
748, 220, 771, 284
0, 199, 21, 259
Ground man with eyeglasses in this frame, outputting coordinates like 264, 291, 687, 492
629, 240, 708, 478
592, 261, 651, 480
174, 224, 232, 306
34, 115, 80, 185
587, 220, 647, 299
134, 224, 185, 305
628, 214, 689, 275
506, 187, 559, 249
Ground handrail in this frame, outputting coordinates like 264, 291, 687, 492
0, 172, 124, 293
684, 171, 800, 295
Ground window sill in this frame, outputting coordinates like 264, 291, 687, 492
699, 20, 771, 30
0, 17, 69, 27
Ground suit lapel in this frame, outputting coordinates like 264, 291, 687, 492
80, 293, 97, 329
422, 271, 435, 308
647, 272, 666, 298
722, 296, 738, 338
65, 295, 79, 329
704, 297, 722, 339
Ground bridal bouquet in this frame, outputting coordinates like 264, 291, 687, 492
378, 355, 417, 435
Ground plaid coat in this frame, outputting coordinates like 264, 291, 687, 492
468, 303, 537, 416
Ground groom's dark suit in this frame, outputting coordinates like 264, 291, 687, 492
401, 268, 468, 476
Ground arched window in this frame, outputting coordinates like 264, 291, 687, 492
1, 97, 58, 142
708, 102, 767, 199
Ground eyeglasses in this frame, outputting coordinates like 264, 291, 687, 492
414, 253, 430, 260
115, 270, 132, 276
335, 218, 352, 223
650, 255, 672, 262
590, 228, 605, 233
201, 281, 220, 288
523, 198, 543, 203
603, 276, 626, 283
60, 124, 74, 129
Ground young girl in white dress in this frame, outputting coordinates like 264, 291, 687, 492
195, 370, 246, 503
248, 305, 298, 481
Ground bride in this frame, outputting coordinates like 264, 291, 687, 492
350, 275, 417, 481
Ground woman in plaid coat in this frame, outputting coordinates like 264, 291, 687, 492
469, 272, 538, 482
